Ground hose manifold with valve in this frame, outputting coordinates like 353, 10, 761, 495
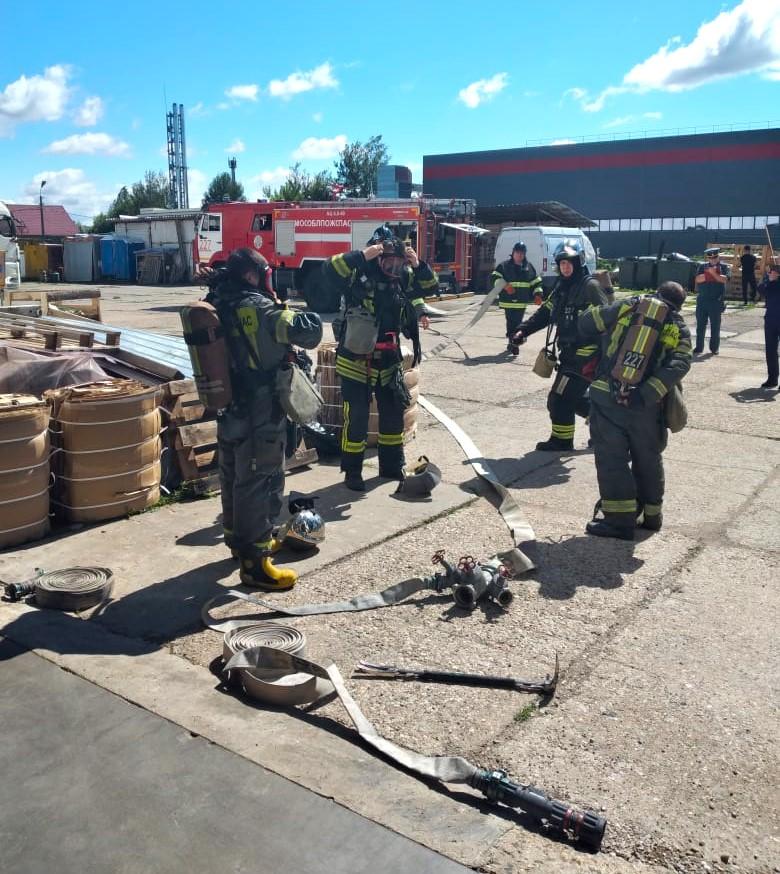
429, 551, 514, 611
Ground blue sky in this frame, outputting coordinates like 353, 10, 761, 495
1, 0, 778, 221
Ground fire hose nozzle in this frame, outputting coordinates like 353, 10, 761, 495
2, 581, 36, 602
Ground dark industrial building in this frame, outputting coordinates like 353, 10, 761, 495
424, 128, 780, 258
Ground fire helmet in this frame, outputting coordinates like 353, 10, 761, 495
277, 497, 325, 551
553, 240, 586, 268
368, 225, 406, 279
394, 456, 442, 498
512, 241, 527, 254
226, 247, 269, 281
656, 281, 686, 311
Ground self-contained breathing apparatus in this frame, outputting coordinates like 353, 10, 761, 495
608, 295, 671, 406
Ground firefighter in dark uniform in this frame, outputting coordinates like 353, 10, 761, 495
513, 240, 608, 450
758, 262, 780, 388
578, 281, 692, 540
205, 248, 323, 589
322, 225, 435, 491
491, 241, 542, 356
694, 247, 729, 354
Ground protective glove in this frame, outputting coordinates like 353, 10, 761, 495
511, 330, 527, 345
504, 283, 515, 295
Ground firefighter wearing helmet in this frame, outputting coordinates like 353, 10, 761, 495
513, 240, 608, 450
577, 282, 692, 539
203, 248, 323, 590
322, 225, 437, 491
491, 240, 542, 356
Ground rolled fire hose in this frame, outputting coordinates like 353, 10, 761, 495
222, 623, 333, 705
2, 567, 114, 611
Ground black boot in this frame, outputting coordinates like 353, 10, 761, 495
239, 556, 298, 591
641, 512, 663, 532
760, 379, 778, 388
344, 470, 366, 491
535, 436, 574, 452
378, 467, 405, 481
585, 519, 634, 541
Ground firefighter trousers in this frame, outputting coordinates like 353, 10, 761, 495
546, 366, 591, 442
502, 306, 527, 339
695, 297, 723, 353
217, 387, 287, 558
589, 396, 667, 530
340, 371, 406, 475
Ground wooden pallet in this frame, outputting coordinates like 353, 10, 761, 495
162, 378, 318, 495
2, 288, 102, 320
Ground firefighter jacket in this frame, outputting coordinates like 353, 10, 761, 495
207, 278, 322, 400
578, 297, 692, 407
520, 270, 607, 370
491, 258, 542, 309
323, 249, 437, 385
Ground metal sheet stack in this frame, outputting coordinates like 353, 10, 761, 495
0, 394, 50, 548
46, 379, 162, 522
316, 343, 419, 447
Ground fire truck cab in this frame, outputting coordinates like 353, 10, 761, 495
196, 197, 484, 312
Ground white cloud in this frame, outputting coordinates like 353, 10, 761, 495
188, 102, 206, 117
312, 112, 323, 123
246, 167, 290, 196
0, 65, 71, 135
225, 84, 259, 102
44, 132, 131, 157
226, 138, 246, 153
581, 0, 780, 111
603, 115, 635, 129
268, 62, 338, 100
292, 134, 347, 160
216, 102, 231, 111
550, 138, 576, 145
22, 168, 112, 220
563, 87, 588, 102
457, 73, 508, 109
188, 168, 208, 207
74, 96, 103, 126
643, 111, 663, 120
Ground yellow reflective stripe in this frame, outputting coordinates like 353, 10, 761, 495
331, 253, 351, 278
274, 308, 295, 343
591, 379, 610, 392
341, 401, 367, 454
236, 306, 261, 369
592, 307, 606, 333
576, 345, 598, 356
602, 499, 637, 513
377, 432, 404, 446
644, 503, 662, 516
507, 281, 532, 288
410, 297, 424, 306
499, 302, 528, 310
543, 298, 554, 311
647, 377, 667, 398
530, 276, 542, 288
417, 277, 437, 289
551, 424, 575, 438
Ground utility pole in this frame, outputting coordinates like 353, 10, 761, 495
39, 180, 47, 242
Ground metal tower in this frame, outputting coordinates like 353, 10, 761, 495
228, 156, 237, 185
166, 103, 189, 209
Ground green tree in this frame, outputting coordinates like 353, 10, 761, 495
88, 170, 169, 232
333, 135, 389, 198
203, 172, 246, 205
262, 163, 334, 202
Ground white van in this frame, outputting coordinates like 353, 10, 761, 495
494, 226, 597, 290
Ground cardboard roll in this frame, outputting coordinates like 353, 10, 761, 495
61, 435, 161, 479
46, 380, 161, 422
59, 460, 161, 523
0, 397, 49, 443
0, 464, 50, 504
1, 431, 48, 472
57, 408, 161, 453
0, 490, 50, 548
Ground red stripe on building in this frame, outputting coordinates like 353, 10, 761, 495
425, 142, 780, 180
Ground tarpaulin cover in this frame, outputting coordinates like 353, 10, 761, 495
0, 344, 109, 397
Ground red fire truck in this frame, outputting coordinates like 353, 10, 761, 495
195, 197, 483, 310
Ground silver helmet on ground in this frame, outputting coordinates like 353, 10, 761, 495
278, 497, 326, 551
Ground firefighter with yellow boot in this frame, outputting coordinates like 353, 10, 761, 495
202, 248, 323, 589
492, 241, 542, 356
577, 281, 692, 540
322, 225, 435, 491
513, 240, 607, 450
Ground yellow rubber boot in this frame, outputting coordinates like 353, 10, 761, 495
240, 556, 297, 591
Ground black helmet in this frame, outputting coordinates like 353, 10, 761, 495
512, 241, 527, 253
226, 247, 268, 280
553, 239, 586, 268
369, 224, 406, 277
656, 281, 686, 311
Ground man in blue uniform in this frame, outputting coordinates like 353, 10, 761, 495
694, 247, 729, 354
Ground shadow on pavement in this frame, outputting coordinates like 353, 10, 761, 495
524, 535, 643, 600
730, 387, 777, 404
